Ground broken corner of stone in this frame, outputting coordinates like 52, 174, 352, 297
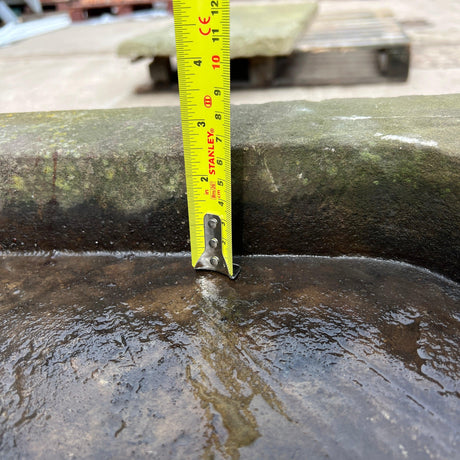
0, 95, 459, 281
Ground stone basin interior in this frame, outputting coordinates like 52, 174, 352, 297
1, 253, 459, 459
0, 96, 459, 458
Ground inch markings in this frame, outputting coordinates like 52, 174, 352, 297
174, 0, 235, 278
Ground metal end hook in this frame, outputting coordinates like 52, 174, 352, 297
194, 214, 240, 280
228, 263, 241, 280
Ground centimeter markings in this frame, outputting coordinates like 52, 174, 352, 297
173, 0, 233, 276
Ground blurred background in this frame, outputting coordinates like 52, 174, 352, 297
1, 0, 459, 113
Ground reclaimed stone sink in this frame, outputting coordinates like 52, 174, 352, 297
0, 95, 459, 458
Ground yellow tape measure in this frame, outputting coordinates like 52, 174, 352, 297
174, 0, 238, 279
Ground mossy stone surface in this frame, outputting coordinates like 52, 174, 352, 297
0, 95, 459, 280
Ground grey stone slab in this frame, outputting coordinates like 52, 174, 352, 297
117, 2, 318, 59
0, 95, 459, 281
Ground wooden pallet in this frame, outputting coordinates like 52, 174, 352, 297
275, 9, 410, 85
231, 9, 410, 87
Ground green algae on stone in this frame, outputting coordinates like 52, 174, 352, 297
0, 108, 185, 212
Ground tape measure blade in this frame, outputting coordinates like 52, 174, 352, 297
174, 0, 233, 277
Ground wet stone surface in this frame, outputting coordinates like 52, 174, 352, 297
0, 254, 459, 459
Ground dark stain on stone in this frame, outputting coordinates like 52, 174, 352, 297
379, 315, 424, 372
0, 197, 190, 253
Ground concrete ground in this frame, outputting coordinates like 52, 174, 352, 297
0, 0, 460, 113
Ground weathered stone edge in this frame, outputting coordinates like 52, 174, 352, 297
0, 95, 459, 281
